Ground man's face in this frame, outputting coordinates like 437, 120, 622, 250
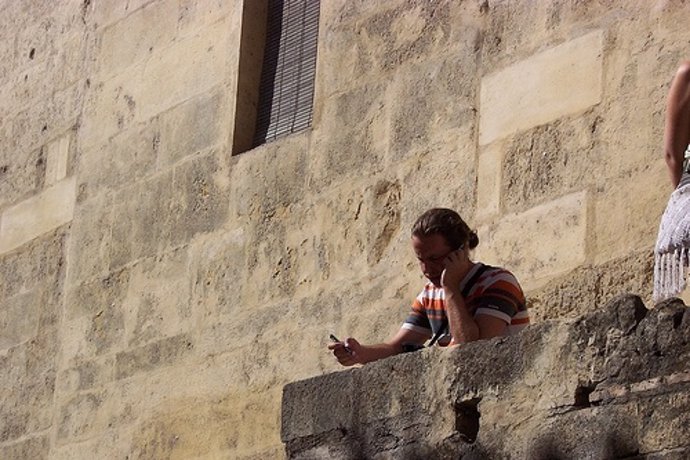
411, 233, 454, 287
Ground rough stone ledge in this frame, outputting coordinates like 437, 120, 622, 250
281, 294, 690, 459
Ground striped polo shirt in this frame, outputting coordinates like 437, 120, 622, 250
402, 263, 529, 344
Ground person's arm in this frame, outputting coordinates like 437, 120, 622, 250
328, 327, 429, 366
441, 249, 509, 344
665, 61, 690, 187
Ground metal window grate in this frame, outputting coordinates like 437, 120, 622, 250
253, 0, 320, 147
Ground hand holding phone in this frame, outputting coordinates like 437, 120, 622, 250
329, 333, 352, 355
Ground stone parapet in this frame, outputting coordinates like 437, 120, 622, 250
282, 295, 690, 459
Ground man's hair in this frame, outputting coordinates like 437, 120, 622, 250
411, 208, 479, 250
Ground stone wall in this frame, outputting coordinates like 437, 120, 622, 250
0, 0, 689, 458
282, 295, 690, 459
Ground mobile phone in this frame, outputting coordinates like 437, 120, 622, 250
329, 334, 352, 354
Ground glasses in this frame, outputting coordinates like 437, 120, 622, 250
417, 244, 464, 265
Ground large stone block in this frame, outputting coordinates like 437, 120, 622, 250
114, 333, 195, 380
282, 370, 357, 442
480, 31, 603, 145
78, 119, 161, 200
168, 150, 230, 248
231, 134, 308, 219
60, 300, 125, 367
0, 289, 41, 350
0, 26, 88, 127
126, 387, 282, 459
477, 191, 588, 290
157, 89, 230, 167
388, 53, 479, 161
135, 19, 231, 122
0, 176, 76, 255
56, 390, 109, 443
0, 229, 66, 299
90, 0, 155, 29
0, 328, 58, 443
65, 268, 130, 321
316, 0, 480, 98
96, 0, 178, 77
189, 227, 247, 323
308, 82, 389, 192
65, 193, 115, 285
122, 247, 193, 348
638, 392, 690, 453
109, 171, 173, 269
501, 110, 603, 213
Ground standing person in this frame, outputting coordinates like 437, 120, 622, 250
328, 208, 529, 366
655, 62, 690, 301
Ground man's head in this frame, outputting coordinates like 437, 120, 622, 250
410, 208, 478, 285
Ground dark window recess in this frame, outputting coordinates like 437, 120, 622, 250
253, 0, 320, 147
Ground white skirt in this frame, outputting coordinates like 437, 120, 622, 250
654, 182, 690, 301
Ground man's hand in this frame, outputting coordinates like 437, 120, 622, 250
440, 247, 473, 290
328, 337, 364, 366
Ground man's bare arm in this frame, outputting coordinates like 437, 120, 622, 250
442, 249, 509, 344
328, 327, 429, 366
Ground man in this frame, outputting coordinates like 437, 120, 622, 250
328, 208, 529, 366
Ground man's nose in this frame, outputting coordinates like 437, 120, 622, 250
419, 260, 430, 272
420, 259, 439, 272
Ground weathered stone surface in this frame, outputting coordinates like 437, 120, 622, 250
9, 83, 83, 161
0, 144, 45, 209
593, 160, 669, 264
57, 356, 114, 394
56, 390, 109, 443
0, 435, 49, 460
308, 83, 389, 192
0, 327, 59, 443
158, 89, 229, 168
1, 292, 40, 351
528, 249, 655, 322
115, 333, 195, 380
389, 54, 478, 161
108, 172, 173, 269
169, 150, 230, 248
501, 109, 602, 214
0, 227, 66, 304
78, 119, 161, 200
119, 248, 193, 349
476, 141, 504, 221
